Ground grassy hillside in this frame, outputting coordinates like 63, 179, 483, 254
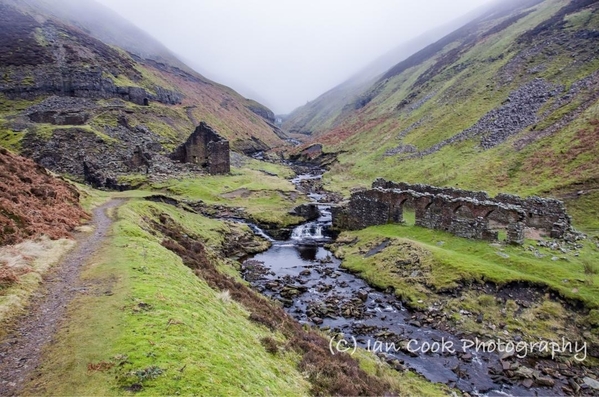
281, 3, 495, 137
288, 0, 599, 231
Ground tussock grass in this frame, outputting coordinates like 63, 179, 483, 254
0, 236, 75, 335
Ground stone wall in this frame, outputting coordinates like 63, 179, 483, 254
170, 122, 230, 175
332, 179, 578, 243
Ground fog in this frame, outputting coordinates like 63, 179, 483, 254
94, 0, 494, 114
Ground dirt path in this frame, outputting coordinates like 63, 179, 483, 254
0, 199, 122, 396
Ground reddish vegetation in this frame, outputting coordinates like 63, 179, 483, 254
316, 112, 396, 150
522, 120, 599, 178
0, 148, 89, 246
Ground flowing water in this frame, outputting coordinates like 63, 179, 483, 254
241, 172, 551, 396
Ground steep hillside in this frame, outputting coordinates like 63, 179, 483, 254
282, 5, 491, 137
1, 0, 192, 72
0, 1, 285, 187
297, 0, 599, 230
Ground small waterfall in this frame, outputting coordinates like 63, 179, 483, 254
247, 223, 275, 242
291, 222, 324, 241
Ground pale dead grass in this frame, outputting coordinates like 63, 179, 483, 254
74, 225, 94, 233
0, 236, 76, 330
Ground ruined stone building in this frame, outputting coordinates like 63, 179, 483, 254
170, 122, 230, 174
332, 178, 579, 244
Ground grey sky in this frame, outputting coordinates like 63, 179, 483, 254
95, 0, 494, 114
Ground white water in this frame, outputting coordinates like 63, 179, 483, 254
291, 223, 325, 240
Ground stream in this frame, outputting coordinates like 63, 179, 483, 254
241, 171, 551, 396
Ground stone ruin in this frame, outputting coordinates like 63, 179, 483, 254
331, 178, 579, 244
170, 122, 230, 175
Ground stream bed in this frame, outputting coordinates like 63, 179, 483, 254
241, 172, 558, 396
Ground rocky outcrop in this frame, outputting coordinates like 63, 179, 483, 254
0, 4, 182, 107
25, 96, 96, 125
392, 79, 561, 160
1, 65, 182, 106
246, 101, 275, 124
19, 110, 205, 189
332, 179, 581, 243
170, 122, 230, 175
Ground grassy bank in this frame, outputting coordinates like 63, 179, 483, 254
23, 199, 448, 396
23, 200, 311, 395
329, 222, 599, 349
0, 237, 75, 338
152, 162, 304, 227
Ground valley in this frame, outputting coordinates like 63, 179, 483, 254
1, 0, 599, 396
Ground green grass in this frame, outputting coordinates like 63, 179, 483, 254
25, 199, 451, 396
29, 123, 119, 144
334, 223, 599, 309
314, 0, 599, 232
242, 157, 296, 179
0, 94, 40, 114
102, 71, 140, 89
329, 222, 599, 348
152, 165, 305, 227
0, 128, 23, 152
24, 200, 311, 396
330, 221, 599, 347
352, 348, 450, 397
564, 190, 599, 233
117, 174, 150, 188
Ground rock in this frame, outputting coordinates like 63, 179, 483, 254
522, 379, 534, 388
312, 317, 323, 325
280, 288, 298, 298
535, 377, 555, 387
357, 290, 369, 301
583, 377, 599, 390
500, 349, 514, 361
568, 378, 581, 393
289, 203, 320, 221
278, 297, 293, 307
515, 366, 534, 379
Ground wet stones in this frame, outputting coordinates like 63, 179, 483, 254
584, 377, 599, 390
289, 203, 320, 221
357, 290, 369, 302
